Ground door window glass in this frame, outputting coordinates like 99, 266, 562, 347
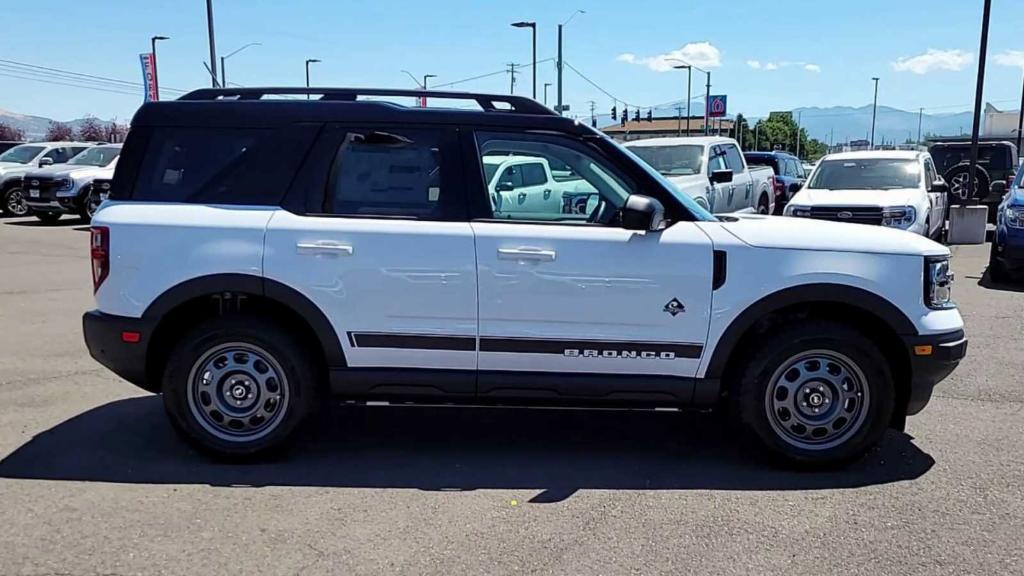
707, 146, 727, 174
722, 144, 745, 173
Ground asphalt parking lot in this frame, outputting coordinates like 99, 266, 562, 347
0, 215, 1022, 576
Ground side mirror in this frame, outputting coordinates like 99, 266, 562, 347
621, 194, 666, 232
990, 180, 1007, 196
38, 158, 54, 167
495, 181, 514, 192
710, 169, 733, 184
930, 179, 949, 193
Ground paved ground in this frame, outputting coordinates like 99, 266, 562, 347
0, 215, 1021, 576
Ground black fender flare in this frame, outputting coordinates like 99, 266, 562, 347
143, 273, 346, 367
704, 283, 916, 379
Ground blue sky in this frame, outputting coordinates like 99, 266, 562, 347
1, 0, 1023, 123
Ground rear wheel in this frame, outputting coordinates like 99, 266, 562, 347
3, 187, 28, 216
732, 320, 894, 468
757, 193, 770, 215
78, 189, 101, 222
34, 212, 62, 224
989, 240, 1011, 283
162, 315, 320, 459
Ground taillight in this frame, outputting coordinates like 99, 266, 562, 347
772, 175, 784, 195
91, 226, 109, 293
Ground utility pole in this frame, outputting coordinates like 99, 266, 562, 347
556, 25, 563, 114
917, 107, 924, 144
543, 83, 551, 106
676, 105, 684, 136
206, 0, 218, 87
1016, 71, 1024, 155
967, 0, 993, 204
796, 111, 802, 158
870, 77, 880, 148
755, 122, 760, 151
507, 63, 518, 94
588, 100, 596, 127
150, 36, 169, 100
705, 71, 712, 135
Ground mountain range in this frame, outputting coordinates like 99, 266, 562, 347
0, 108, 115, 141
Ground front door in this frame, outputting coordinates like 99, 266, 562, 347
263, 124, 478, 391
468, 130, 715, 397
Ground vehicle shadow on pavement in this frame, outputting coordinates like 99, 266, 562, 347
3, 218, 88, 228
0, 396, 934, 502
977, 270, 1024, 293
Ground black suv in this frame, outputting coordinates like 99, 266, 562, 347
928, 141, 1018, 214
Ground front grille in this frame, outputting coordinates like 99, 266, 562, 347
808, 206, 883, 225
24, 176, 69, 201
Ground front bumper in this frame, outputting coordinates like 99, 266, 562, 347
993, 226, 1024, 271
83, 310, 156, 392
901, 329, 967, 415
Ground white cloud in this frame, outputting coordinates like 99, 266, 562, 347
746, 60, 762, 70
746, 60, 819, 72
994, 50, 1024, 70
764, 62, 779, 71
615, 42, 722, 72
891, 49, 972, 74
804, 63, 821, 73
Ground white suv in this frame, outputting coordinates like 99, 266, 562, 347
83, 88, 966, 467
0, 142, 95, 216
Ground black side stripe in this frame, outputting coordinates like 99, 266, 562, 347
348, 332, 475, 351
480, 336, 703, 359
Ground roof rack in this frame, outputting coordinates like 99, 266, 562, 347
177, 87, 557, 116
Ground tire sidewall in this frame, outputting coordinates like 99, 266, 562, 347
4, 187, 28, 216
736, 324, 895, 466
162, 316, 317, 458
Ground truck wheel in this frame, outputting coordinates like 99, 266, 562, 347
757, 193, 770, 215
732, 320, 894, 468
944, 165, 989, 204
162, 315, 319, 460
79, 189, 101, 223
34, 212, 62, 224
3, 187, 28, 217
989, 241, 1010, 283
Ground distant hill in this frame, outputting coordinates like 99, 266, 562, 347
792, 105, 975, 145
0, 108, 115, 141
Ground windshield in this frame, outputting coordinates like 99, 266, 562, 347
628, 144, 705, 176
615, 141, 717, 221
0, 145, 44, 164
808, 158, 922, 190
68, 146, 120, 167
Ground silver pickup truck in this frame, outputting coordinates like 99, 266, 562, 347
625, 136, 776, 215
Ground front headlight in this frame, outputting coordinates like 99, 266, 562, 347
925, 256, 955, 309
1004, 206, 1024, 228
882, 206, 916, 229
57, 178, 74, 191
785, 204, 811, 217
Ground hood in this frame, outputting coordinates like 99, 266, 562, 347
712, 214, 949, 257
789, 188, 921, 208
1008, 187, 1024, 207
25, 164, 101, 180
0, 163, 43, 177
0, 161, 27, 170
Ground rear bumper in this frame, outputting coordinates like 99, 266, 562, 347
901, 329, 967, 415
82, 310, 156, 392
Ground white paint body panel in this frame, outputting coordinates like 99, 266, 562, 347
263, 210, 478, 370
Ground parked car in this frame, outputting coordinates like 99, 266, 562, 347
23, 144, 121, 223
0, 141, 95, 216
482, 154, 598, 218
0, 141, 24, 155
625, 137, 776, 214
989, 167, 1024, 282
928, 141, 1018, 219
784, 150, 948, 239
83, 87, 965, 468
744, 151, 807, 214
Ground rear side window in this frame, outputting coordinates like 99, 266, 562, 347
326, 128, 444, 218
520, 162, 548, 186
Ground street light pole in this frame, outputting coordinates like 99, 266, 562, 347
206, 0, 218, 87
305, 58, 320, 99
543, 83, 551, 106
511, 21, 537, 100
672, 64, 692, 137
556, 10, 585, 116
705, 70, 712, 136
918, 107, 924, 144
870, 77, 880, 148
150, 36, 169, 100
1016, 72, 1024, 155
220, 42, 261, 88
967, 0, 993, 204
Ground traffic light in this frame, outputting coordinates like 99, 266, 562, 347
622, 106, 629, 126
646, 109, 653, 122
611, 105, 617, 120
633, 108, 640, 123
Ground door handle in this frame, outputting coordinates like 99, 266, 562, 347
296, 241, 354, 256
498, 247, 556, 261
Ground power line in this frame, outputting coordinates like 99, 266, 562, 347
0, 71, 142, 97
0, 58, 187, 94
431, 58, 555, 89
562, 61, 701, 111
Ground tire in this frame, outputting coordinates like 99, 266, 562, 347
944, 164, 989, 205
2, 187, 28, 217
989, 241, 1010, 283
757, 193, 770, 215
731, 320, 895, 468
162, 315, 320, 460
34, 211, 62, 224
78, 188, 101, 223
696, 196, 712, 213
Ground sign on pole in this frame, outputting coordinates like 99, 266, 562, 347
139, 53, 158, 102
708, 95, 727, 118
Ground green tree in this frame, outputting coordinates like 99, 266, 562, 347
749, 112, 827, 160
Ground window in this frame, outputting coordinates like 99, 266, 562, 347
722, 144, 745, 173
707, 146, 727, 174
924, 158, 937, 186
786, 159, 799, 177
327, 128, 443, 218
808, 158, 922, 190
0, 145, 43, 164
476, 132, 633, 224
68, 146, 120, 167
43, 147, 73, 163
630, 145, 705, 176
794, 160, 806, 179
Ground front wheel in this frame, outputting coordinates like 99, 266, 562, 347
78, 189, 102, 222
3, 187, 28, 216
989, 241, 1011, 283
732, 320, 895, 468
162, 315, 320, 460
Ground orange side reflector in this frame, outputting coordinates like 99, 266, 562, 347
914, 345, 933, 356
121, 331, 141, 344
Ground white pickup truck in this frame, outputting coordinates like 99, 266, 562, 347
483, 154, 599, 218
625, 137, 776, 215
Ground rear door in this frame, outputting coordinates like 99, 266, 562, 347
263, 124, 478, 391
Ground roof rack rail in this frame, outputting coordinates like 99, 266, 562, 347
177, 87, 557, 116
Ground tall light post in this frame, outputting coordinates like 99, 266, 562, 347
543, 82, 551, 106
704, 70, 712, 135
1015, 71, 1024, 155
305, 58, 320, 99
671, 63, 692, 136
556, 9, 585, 116
150, 35, 169, 100
205, 0, 218, 87
220, 42, 260, 88
511, 21, 536, 100
870, 77, 880, 148
967, 0, 993, 204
